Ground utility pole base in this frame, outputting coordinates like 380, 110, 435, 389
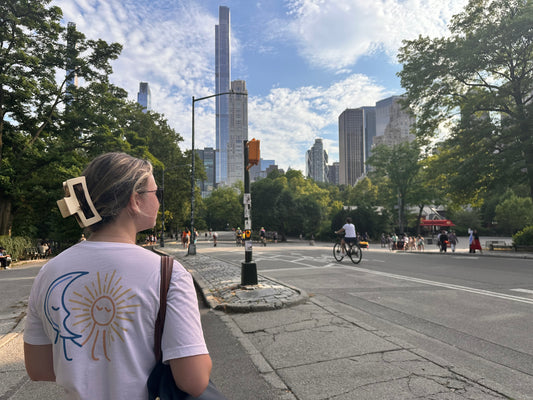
241, 262, 258, 285
188, 244, 196, 255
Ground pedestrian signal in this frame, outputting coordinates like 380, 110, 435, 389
245, 229, 251, 239
247, 139, 260, 167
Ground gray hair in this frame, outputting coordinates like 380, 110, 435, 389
82, 152, 153, 232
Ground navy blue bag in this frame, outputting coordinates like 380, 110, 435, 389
147, 256, 227, 400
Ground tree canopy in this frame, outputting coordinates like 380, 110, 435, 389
0, 0, 191, 240
398, 0, 533, 202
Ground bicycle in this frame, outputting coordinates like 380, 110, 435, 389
333, 236, 362, 264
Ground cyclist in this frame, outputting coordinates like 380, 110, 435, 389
260, 227, 267, 246
236, 227, 243, 246
335, 217, 357, 254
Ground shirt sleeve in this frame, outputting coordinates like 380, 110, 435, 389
24, 282, 52, 345
161, 261, 208, 362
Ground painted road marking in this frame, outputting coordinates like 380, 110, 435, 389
262, 262, 533, 305
510, 288, 533, 295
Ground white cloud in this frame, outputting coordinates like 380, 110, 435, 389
53, 0, 218, 143
284, 0, 468, 70
248, 74, 388, 171
50, 0, 467, 174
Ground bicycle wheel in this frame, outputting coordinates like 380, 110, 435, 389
333, 242, 344, 262
348, 244, 362, 264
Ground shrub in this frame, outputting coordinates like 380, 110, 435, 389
495, 194, 533, 234
0, 236, 35, 261
512, 226, 533, 246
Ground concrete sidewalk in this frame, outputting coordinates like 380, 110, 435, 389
155, 241, 517, 400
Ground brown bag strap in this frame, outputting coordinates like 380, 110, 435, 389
154, 255, 174, 361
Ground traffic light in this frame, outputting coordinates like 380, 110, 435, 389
247, 139, 260, 167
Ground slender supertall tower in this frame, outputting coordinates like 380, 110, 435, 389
215, 6, 231, 185
137, 82, 151, 113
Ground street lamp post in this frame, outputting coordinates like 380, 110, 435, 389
188, 90, 247, 255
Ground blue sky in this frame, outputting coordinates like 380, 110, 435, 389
52, 0, 468, 172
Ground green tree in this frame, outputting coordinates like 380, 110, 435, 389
367, 141, 422, 232
398, 0, 533, 201
447, 208, 482, 235
251, 170, 336, 240
495, 192, 533, 234
251, 177, 285, 233
0, 1, 122, 235
345, 177, 379, 207
203, 187, 242, 231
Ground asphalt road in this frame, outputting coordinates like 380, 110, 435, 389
201, 240, 533, 398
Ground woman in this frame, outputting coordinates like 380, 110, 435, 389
469, 228, 483, 253
24, 152, 212, 399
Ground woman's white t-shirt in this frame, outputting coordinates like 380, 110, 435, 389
24, 241, 208, 400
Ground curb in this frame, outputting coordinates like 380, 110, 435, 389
152, 247, 309, 313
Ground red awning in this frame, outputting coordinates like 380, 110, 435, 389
419, 219, 455, 227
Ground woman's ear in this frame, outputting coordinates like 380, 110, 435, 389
128, 192, 142, 216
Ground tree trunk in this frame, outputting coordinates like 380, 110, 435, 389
0, 196, 12, 236
524, 142, 533, 202
416, 205, 424, 235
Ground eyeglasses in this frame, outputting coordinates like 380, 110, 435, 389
138, 187, 164, 203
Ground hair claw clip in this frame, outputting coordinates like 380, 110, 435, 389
57, 176, 102, 228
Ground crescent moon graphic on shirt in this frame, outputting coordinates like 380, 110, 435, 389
44, 271, 88, 361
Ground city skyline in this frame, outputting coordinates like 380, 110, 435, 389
52, 0, 469, 172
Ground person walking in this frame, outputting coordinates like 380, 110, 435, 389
439, 230, 449, 253
469, 228, 483, 253
260, 227, 267, 246
448, 231, 458, 252
24, 152, 212, 399
417, 235, 425, 251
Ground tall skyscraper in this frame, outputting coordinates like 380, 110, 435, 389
197, 147, 216, 197
215, 6, 231, 185
306, 138, 329, 182
361, 106, 376, 162
249, 159, 275, 182
338, 108, 375, 185
137, 82, 151, 112
227, 80, 248, 186
373, 96, 415, 147
328, 162, 340, 185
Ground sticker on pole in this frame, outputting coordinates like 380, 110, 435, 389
243, 193, 251, 205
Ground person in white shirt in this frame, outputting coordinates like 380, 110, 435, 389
335, 217, 357, 254
24, 152, 212, 399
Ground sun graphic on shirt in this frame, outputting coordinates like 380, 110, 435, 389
69, 270, 140, 361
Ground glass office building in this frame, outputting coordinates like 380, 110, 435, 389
338, 107, 375, 185
306, 138, 329, 182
